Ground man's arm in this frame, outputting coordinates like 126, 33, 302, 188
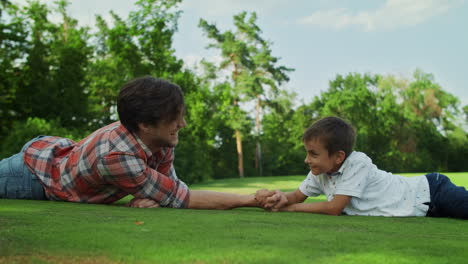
128, 190, 259, 209
187, 190, 258, 210
281, 194, 352, 216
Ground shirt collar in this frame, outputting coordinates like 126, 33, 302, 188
133, 133, 153, 158
116, 122, 153, 158
324, 151, 356, 177
335, 151, 356, 175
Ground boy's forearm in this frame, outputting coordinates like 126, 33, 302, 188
187, 190, 258, 210
285, 201, 343, 216
284, 191, 299, 205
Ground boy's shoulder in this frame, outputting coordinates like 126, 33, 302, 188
344, 151, 372, 165
337, 151, 375, 175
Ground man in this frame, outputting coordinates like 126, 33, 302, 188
0, 76, 258, 209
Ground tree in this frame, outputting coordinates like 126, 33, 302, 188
1, 0, 92, 157
13, 0, 91, 128
87, 0, 217, 183
305, 71, 467, 173
88, 0, 184, 127
199, 11, 293, 177
50, 0, 92, 127
261, 90, 308, 176
0, 0, 27, 137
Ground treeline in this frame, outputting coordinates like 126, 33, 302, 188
1, 0, 467, 184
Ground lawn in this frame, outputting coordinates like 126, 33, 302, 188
0, 173, 467, 264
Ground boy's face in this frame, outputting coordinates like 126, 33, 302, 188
303, 138, 344, 176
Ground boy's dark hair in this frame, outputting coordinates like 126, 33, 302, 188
303, 116, 356, 157
117, 76, 184, 133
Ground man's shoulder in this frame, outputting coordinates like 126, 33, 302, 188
84, 122, 144, 157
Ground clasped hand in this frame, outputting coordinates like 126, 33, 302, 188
255, 189, 288, 211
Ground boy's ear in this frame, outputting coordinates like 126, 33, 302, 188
334, 150, 346, 165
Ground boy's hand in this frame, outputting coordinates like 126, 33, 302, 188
271, 203, 295, 212
126, 198, 160, 208
264, 190, 288, 210
255, 189, 289, 210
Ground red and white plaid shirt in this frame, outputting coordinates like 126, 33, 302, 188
23, 122, 190, 208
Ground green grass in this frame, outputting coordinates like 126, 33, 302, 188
1, 173, 467, 264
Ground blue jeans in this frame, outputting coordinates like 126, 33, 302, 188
425, 173, 468, 219
0, 136, 47, 200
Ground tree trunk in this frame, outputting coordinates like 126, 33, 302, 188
235, 129, 244, 178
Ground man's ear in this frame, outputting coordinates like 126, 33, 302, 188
137, 123, 149, 133
334, 150, 346, 165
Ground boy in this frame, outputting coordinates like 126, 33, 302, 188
256, 116, 468, 218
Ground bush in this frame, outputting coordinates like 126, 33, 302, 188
0, 117, 87, 159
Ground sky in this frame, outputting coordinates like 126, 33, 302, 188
13, 0, 468, 107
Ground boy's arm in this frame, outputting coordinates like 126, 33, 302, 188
281, 194, 352, 216
285, 189, 308, 205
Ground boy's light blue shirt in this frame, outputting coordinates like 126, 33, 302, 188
299, 151, 430, 217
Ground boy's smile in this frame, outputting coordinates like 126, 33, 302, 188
304, 138, 345, 176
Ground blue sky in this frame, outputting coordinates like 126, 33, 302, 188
16, 0, 468, 107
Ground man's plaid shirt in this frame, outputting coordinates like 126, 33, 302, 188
23, 122, 190, 208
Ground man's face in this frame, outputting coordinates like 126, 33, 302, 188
145, 114, 187, 149
303, 138, 341, 176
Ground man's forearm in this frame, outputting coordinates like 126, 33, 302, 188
187, 190, 258, 210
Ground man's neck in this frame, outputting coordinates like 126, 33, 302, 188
134, 131, 161, 154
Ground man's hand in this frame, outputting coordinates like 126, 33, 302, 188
264, 190, 288, 210
126, 197, 160, 208
255, 189, 276, 207
255, 189, 288, 210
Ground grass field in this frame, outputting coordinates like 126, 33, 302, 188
1, 173, 467, 264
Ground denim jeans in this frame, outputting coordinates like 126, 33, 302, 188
0, 136, 47, 200
425, 172, 468, 219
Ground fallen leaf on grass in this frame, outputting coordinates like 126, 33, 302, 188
134, 221, 144, 225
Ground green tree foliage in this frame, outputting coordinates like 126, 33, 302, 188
0, 0, 26, 136
199, 11, 293, 177
1, 0, 466, 183
306, 71, 468, 172
86, 0, 214, 183
0, 117, 87, 157
1, 0, 90, 151
12, 1, 90, 127
261, 90, 309, 176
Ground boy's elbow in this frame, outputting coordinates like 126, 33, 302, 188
325, 204, 344, 216
328, 210, 343, 216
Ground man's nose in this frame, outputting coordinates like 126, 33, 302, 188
179, 117, 187, 128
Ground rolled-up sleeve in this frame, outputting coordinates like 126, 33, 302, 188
299, 172, 323, 197
97, 153, 190, 208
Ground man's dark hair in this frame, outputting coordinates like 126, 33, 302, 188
117, 76, 184, 133
302, 116, 356, 157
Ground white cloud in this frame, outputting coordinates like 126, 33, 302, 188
297, 0, 466, 31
